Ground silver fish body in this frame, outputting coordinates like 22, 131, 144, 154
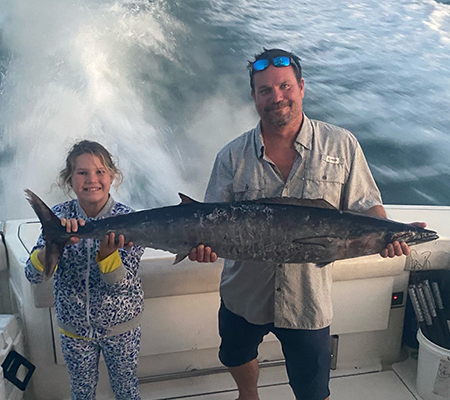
25, 190, 439, 280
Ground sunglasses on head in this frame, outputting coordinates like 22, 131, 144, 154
252, 56, 293, 72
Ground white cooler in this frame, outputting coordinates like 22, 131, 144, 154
0, 315, 25, 400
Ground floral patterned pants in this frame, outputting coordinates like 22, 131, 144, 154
60, 325, 141, 400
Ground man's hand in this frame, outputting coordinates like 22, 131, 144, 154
188, 244, 218, 263
380, 241, 410, 258
365, 206, 427, 258
380, 222, 427, 258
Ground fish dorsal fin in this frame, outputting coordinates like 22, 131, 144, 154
178, 193, 200, 205
253, 197, 337, 210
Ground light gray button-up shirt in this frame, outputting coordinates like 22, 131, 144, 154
205, 114, 383, 329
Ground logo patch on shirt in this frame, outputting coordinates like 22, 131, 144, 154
325, 156, 340, 164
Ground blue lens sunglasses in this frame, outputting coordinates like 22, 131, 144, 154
252, 56, 294, 71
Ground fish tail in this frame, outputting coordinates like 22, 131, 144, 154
24, 189, 67, 281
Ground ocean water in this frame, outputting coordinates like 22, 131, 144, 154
0, 0, 449, 220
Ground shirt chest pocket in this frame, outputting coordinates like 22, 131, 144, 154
302, 157, 346, 209
233, 179, 266, 201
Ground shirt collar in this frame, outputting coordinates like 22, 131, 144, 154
254, 113, 313, 158
255, 121, 265, 158
75, 195, 115, 220
295, 114, 313, 151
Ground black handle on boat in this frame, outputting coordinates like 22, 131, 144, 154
1, 350, 36, 391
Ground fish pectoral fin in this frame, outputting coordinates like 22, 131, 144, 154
173, 253, 189, 265
292, 236, 335, 249
178, 193, 201, 205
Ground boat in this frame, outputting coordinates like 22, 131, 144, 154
2, 204, 450, 400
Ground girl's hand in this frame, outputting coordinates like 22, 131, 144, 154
60, 218, 85, 245
97, 233, 133, 261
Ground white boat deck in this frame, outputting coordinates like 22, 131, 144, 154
135, 350, 421, 400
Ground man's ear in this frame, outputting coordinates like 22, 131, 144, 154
299, 78, 305, 90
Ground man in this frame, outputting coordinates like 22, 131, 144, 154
190, 48, 422, 400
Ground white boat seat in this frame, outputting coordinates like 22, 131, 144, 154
32, 250, 223, 308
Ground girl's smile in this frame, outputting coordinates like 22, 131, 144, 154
71, 153, 113, 217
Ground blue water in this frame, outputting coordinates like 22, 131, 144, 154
0, 0, 449, 220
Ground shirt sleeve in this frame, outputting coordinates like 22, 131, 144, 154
25, 202, 68, 284
98, 203, 145, 285
30, 249, 45, 273
204, 152, 235, 203
96, 249, 128, 284
25, 234, 47, 283
342, 141, 383, 213
96, 250, 122, 273
110, 244, 144, 284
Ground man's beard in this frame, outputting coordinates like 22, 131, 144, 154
264, 101, 297, 127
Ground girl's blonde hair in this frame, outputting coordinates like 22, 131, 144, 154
58, 140, 123, 195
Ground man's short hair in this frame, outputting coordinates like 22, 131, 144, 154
247, 48, 302, 92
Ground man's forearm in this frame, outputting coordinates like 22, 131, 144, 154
365, 205, 387, 219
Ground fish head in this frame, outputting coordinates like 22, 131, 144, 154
391, 227, 439, 246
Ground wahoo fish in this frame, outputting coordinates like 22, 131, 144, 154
25, 189, 439, 280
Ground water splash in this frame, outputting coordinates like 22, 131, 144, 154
1, 0, 450, 219
0, 0, 255, 218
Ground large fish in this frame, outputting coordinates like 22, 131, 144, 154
25, 189, 439, 280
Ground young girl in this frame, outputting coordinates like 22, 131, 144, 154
25, 140, 144, 400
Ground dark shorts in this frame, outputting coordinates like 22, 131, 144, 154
218, 302, 331, 400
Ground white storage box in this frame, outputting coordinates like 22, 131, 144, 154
0, 315, 24, 400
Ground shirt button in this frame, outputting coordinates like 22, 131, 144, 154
278, 264, 282, 268
323, 175, 327, 180
276, 287, 282, 292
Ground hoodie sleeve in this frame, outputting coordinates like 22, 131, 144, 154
98, 202, 145, 285
25, 234, 47, 283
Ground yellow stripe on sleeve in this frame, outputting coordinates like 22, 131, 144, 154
96, 250, 122, 274
30, 249, 44, 273
30, 249, 58, 274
